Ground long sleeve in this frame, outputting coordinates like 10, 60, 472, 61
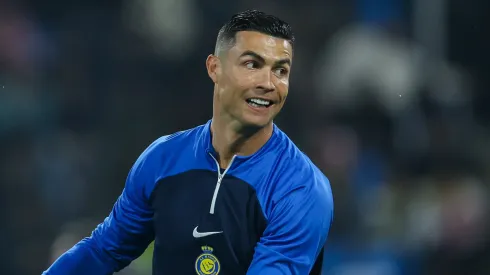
247, 176, 334, 275
43, 141, 160, 275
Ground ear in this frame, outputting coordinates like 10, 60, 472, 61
206, 54, 221, 84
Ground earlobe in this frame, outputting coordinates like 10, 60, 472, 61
206, 54, 220, 83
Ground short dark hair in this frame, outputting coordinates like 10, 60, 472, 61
215, 10, 295, 55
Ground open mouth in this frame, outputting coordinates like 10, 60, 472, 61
246, 98, 274, 108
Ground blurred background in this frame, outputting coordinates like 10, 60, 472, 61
1, 0, 489, 274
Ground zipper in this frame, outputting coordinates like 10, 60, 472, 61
208, 153, 236, 214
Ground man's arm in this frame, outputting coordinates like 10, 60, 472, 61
43, 141, 160, 275
247, 176, 334, 275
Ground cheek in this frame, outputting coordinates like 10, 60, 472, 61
234, 72, 257, 88
274, 79, 289, 99
275, 75, 289, 86
233, 66, 268, 88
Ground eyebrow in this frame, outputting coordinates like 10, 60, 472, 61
239, 50, 291, 67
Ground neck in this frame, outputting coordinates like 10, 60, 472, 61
210, 117, 273, 168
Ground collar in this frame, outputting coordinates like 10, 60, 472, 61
200, 119, 280, 167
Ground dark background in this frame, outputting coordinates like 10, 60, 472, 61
1, 0, 489, 274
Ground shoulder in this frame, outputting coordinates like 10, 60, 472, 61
139, 124, 204, 161
258, 128, 334, 232
273, 128, 333, 210
128, 123, 207, 197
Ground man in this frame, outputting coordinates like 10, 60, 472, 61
44, 10, 334, 275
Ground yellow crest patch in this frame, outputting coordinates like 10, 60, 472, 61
195, 246, 220, 275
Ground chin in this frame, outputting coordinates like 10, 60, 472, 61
239, 115, 273, 130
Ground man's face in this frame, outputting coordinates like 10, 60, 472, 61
208, 31, 293, 128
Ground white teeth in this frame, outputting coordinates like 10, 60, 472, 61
249, 98, 271, 106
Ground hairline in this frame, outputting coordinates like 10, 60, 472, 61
214, 30, 294, 56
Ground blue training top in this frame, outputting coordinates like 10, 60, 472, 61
43, 119, 334, 275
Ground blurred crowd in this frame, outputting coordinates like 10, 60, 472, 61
1, 0, 489, 274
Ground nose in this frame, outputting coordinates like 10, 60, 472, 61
256, 70, 275, 92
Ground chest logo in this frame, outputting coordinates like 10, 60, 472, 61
195, 246, 220, 275
193, 226, 223, 238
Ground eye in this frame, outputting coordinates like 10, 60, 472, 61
244, 60, 258, 69
274, 67, 288, 76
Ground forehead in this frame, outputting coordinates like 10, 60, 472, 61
230, 31, 293, 59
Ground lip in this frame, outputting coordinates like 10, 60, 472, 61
245, 99, 274, 114
246, 97, 276, 105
